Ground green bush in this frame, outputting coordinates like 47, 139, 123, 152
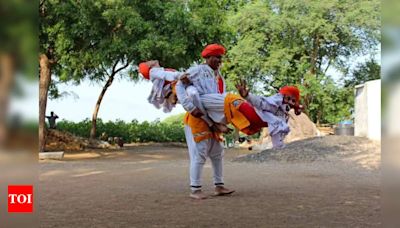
57, 118, 186, 143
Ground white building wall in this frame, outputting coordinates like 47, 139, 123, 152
354, 84, 368, 137
354, 79, 381, 140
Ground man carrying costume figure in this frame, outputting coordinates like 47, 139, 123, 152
139, 44, 303, 199
175, 43, 235, 200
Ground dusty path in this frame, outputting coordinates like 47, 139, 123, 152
39, 141, 380, 227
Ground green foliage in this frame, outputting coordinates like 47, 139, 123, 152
1, 0, 37, 77
344, 59, 381, 87
162, 113, 185, 126
300, 74, 353, 124
39, 0, 234, 138
223, 0, 380, 124
40, 0, 382, 127
40, 0, 233, 85
57, 118, 185, 143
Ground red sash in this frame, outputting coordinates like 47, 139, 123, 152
238, 101, 268, 135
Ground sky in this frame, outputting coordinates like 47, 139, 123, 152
10, 77, 185, 122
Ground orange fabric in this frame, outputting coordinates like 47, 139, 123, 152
224, 94, 251, 131
279, 86, 300, 102
201, 44, 226, 58
138, 62, 150, 80
184, 112, 221, 143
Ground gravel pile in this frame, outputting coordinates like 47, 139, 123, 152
234, 136, 380, 169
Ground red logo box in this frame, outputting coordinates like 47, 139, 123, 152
8, 185, 34, 213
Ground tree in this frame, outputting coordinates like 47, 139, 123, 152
39, 0, 61, 152
40, 0, 145, 140
40, 0, 233, 140
223, 0, 380, 124
344, 59, 381, 87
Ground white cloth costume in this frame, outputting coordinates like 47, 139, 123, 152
148, 67, 215, 126
176, 64, 226, 191
245, 93, 290, 148
185, 91, 291, 149
147, 67, 182, 113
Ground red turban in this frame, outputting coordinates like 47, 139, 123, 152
138, 62, 150, 80
201, 44, 226, 58
279, 86, 300, 102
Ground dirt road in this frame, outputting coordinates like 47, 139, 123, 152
39, 140, 380, 227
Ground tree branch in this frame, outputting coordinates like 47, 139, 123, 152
112, 59, 131, 76
324, 58, 332, 74
101, 64, 110, 77
111, 60, 119, 74
310, 32, 320, 75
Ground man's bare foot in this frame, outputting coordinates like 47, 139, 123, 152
214, 186, 235, 196
190, 190, 208, 200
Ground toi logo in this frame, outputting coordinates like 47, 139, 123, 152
8, 185, 34, 213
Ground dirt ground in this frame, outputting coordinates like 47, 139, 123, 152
39, 137, 380, 227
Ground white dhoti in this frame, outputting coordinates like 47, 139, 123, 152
184, 125, 224, 191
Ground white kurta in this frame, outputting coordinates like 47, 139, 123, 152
176, 64, 225, 112
245, 93, 290, 148
147, 67, 182, 113
245, 93, 290, 135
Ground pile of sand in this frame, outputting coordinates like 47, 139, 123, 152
234, 135, 381, 170
45, 129, 119, 151
285, 110, 321, 141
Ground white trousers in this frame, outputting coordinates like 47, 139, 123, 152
184, 125, 224, 190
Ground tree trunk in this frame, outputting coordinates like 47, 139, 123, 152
317, 99, 323, 126
90, 75, 114, 139
302, 33, 320, 120
0, 53, 15, 147
39, 54, 52, 152
310, 34, 320, 75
